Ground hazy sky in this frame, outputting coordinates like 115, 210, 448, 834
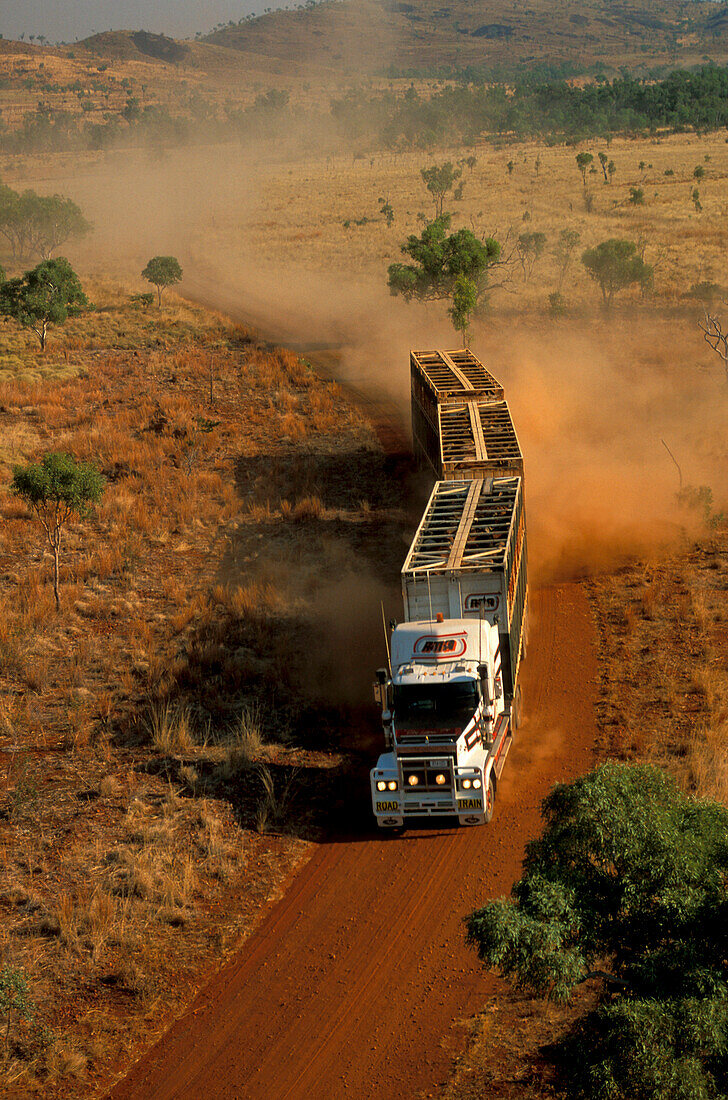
0, 0, 297, 44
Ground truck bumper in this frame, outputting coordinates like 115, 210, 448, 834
372, 796, 485, 827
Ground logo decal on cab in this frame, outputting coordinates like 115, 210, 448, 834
413, 632, 468, 659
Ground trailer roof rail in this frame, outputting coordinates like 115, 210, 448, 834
410, 348, 504, 401
438, 399, 522, 468
403, 477, 521, 575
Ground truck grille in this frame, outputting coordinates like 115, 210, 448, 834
402, 764, 452, 791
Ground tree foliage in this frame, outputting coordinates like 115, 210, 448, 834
0, 184, 91, 261
388, 214, 500, 332
141, 255, 183, 306
12, 452, 105, 609
466, 762, 728, 1100
554, 228, 581, 290
576, 152, 594, 185
9, 65, 728, 158
581, 238, 653, 308
517, 231, 546, 282
420, 162, 463, 217
0, 258, 88, 350
448, 274, 478, 341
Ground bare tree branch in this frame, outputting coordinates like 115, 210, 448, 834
699, 311, 728, 384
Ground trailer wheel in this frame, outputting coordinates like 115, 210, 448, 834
484, 777, 495, 824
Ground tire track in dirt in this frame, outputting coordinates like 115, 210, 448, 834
111, 584, 597, 1100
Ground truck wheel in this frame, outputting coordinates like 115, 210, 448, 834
484, 777, 495, 824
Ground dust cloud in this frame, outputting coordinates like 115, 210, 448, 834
16, 144, 728, 590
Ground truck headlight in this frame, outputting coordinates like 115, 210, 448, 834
462, 778, 472, 789
376, 781, 387, 792
435, 774, 446, 785
387, 780, 398, 791
473, 778, 482, 789
408, 775, 419, 787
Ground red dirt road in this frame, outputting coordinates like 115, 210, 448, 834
111, 582, 597, 1100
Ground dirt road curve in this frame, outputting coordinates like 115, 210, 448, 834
112, 582, 596, 1100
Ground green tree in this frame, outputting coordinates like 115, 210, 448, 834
0, 186, 90, 262
378, 196, 394, 226
420, 162, 462, 217
32, 193, 92, 259
598, 151, 608, 182
608, 160, 617, 183
141, 255, 183, 306
693, 165, 705, 182
466, 762, 728, 1100
692, 187, 702, 213
554, 228, 581, 291
629, 186, 645, 205
448, 274, 478, 342
517, 231, 546, 282
575, 151, 594, 186
581, 238, 653, 309
388, 214, 500, 331
0, 258, 88, 350
12, 452, 105, 609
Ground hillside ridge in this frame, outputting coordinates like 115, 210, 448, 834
201, 0, 728, 75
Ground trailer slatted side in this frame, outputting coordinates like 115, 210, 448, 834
402, 477, 527, 697
403, 479, 517, 573
436, 400, 523, 481
410, 349, 503, 401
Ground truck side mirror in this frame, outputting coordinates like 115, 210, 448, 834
478, 663, 492, 705
373, 669, 390, 711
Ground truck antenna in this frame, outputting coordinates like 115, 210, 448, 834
381, 601, 392, 677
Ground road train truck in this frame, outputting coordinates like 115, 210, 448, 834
371, 475, 527, 827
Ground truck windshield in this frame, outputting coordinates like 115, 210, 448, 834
393, 682, 479, 723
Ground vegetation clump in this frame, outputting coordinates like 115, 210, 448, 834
0, 257, 88, 350
388, 214, 500, 334
467, 762, 728, 1100
581, 239, 652, 309
12, 451, 105, 609
141, 255, 183, 306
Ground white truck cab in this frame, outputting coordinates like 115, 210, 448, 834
371, 617, 513, 827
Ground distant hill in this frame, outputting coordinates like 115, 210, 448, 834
74, 30, 189, 63
203, 0, 728, 76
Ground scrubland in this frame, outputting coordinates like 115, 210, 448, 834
0, 80, 728, 1096
0, 281, 410, 1094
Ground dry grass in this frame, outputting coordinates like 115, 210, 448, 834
145, 702, 196, 754
0, 277, 384, 1095
588, 526, 728, 798
174, 129, 728, 322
